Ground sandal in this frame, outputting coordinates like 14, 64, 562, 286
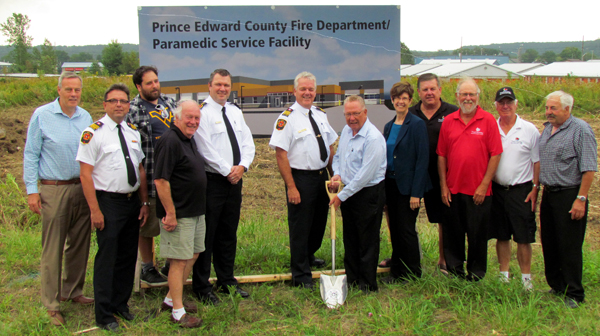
438, 264, 449, 276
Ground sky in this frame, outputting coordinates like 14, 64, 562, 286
1, 0, 599, 52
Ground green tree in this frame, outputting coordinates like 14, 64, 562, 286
119, 51, 139, 74
559, 47, 582, 60
88, 61, 102, 75
70, 52, 94, 62
1, 13, 33, 72
55, 50, 69, 71
540, 50, 556, 64
521, 49, 539, 63
39, 39, 57, 74
401, 43, 414, 64
101, 40, 123, 75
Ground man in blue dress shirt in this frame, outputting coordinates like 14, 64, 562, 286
23, 72, 94, 326
329, 95, 387, 292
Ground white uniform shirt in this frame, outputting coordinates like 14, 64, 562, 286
195, 96, 255, 176
76, 114, 145, 193
494, 115, 540, 186
269, 102, 338, 170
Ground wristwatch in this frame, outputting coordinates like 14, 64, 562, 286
142, 201, 151, 206
576, 195, 587, 202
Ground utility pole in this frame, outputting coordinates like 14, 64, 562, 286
582, 36, 585, 61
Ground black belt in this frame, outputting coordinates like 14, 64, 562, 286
291, 168, 327, 175
492, 181, 532, 191
40, 178, 81, 185
96, 190, 136, 199
543, 185, 579, 193
206, 172, 228, 180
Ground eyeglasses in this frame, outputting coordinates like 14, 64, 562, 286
458, 93, 478, 98
156, 104, 169, 119
105, 99, 130, 105
344, 111, 363, 118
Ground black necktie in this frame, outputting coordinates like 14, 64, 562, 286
116, 124, 137, 187
222, 106, 241, 165
308, 110, 327, 162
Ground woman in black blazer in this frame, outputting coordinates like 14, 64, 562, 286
381, 82, 431, 283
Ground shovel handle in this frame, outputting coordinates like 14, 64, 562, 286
330, 205, 336, 240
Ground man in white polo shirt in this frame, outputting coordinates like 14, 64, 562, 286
489, 87, 540, 290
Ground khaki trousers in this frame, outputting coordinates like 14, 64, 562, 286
39, 183, 91, 310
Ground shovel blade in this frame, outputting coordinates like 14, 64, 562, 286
319, 274, 348, 309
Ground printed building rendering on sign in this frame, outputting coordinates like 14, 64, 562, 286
138, 5, 401, 94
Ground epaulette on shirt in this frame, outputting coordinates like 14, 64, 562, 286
127, 123, 137, 130
282, 107, 293, 117
89, 121, 103, 130
199, 101, 207, 109
81, 121, 102, 144
315, 107, 326, 113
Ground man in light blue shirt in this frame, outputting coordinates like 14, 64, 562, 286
23, 72, 94, 326
330, 95, 386, 292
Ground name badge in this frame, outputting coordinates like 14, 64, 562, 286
215, 121, 222, 124
298, 128, 307, 133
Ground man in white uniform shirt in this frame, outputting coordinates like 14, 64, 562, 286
77, 83, 149, 332
489, 87, 540, 290
269, 71, 338, 289
193, 69, 255, 304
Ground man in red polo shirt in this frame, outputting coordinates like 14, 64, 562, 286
437, 78, 503, 281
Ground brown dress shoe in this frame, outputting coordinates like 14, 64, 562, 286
48, 310, 65, 326
171, 313, 203, 328
61, 295, 94, 305
160, 301, 198, 314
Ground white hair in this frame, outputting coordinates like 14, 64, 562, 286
173, 99, 199, 119
455, 77, 480, 94
545, 90, 574, 111
294, 71, 316, 89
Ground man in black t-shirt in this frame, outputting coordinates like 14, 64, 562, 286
154, 100, 206, 328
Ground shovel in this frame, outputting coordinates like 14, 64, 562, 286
320, 180, 348, 309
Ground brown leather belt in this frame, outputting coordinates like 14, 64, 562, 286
40, 178, 81, 185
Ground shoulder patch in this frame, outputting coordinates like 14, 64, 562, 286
316, 107, 326, 113
80, 131, 94, 144
282, 107, 293, 117
276, 119, 287, 131
127, 122, 137, 130
199, 101, 207, 109
89, 121, 103, 130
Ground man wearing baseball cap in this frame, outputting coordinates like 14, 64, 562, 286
489, 87, 540, 290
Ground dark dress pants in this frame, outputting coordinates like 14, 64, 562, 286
94, 191, 140, 325
193, 173, 242, 294
340, 181, 385, 291
385, 178, 422, 279
541, 187, 587, 302
442, 193, 491, 280
287, 169, 329, 286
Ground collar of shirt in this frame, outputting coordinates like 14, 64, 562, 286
497, 114, 524, 136
451, 105, 485, 123
101, 114, 122, 131
53, 98, 84, 119
290, 102, 311, 117
543, 115, 574, 134
171, 124, 192, 142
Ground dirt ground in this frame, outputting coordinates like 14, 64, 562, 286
1, 105, 599, 248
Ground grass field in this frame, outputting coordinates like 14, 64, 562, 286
1, 77, 600, 335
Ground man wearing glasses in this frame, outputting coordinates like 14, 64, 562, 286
437, 78, 502, 281
329, 95, 386, 292
77, 84, 149, 332
126, 66, 178, 286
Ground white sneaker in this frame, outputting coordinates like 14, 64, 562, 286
522, 278, 533, 291
499, 273, 509, 283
